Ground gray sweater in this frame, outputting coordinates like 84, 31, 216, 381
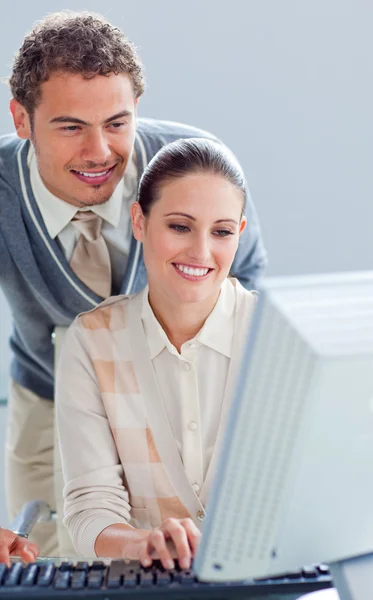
0, 118, 267, 400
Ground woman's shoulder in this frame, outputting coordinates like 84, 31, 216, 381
228, 277, 258, 305
75, 292, 140, 332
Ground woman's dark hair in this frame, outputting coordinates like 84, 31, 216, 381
138, 137, 247, 216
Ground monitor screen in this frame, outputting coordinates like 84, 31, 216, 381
194, 271, 373, 583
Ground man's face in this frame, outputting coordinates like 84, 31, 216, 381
11, 72, 137, 207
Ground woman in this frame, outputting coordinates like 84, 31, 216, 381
56, 138, 257, 569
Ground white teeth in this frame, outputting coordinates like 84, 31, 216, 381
176, 264, 209, 277
77, 170, 109, 178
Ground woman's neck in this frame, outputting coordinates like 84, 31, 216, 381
148, 288, 221, 353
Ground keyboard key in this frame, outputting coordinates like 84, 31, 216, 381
21, 564, 39, 586
71, 571, 86, 590
107, 560, 127, 588
0, 564, 7, 584
317, 564, 330, 576
87, 572, 103, 588
285, 570, 303, 579
4, 563, 23, 587
140, 570, 154, 587
124, 571, 137, 587
37, 563, 56, 586
59, 561, 74, 572
156, 571, 172, 586
91, 561, 106, 570
75, 561, 89, 571
302, 566, 319, 579
180, 570, 195, 585
54, 571, 70, 589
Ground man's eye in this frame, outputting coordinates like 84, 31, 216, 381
169, 224, 190, 233
214, 229, 234, 237
61, 125, 80, 132
109, 122, 125, 129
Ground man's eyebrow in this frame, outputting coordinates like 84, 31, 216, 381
49, 110, 132, 126
164, 212, 238, 224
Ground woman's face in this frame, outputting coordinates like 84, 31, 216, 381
131, 172, 246, 307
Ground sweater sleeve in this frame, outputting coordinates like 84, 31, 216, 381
55, 319, 132, 557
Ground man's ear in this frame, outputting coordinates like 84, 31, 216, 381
9, 99, 32, 139
131, 202, 146, 242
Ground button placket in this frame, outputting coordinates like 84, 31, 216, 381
179, 360, 203, 489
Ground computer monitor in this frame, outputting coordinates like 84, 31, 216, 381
194, 271, 373, 590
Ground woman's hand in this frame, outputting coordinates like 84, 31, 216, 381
124, 518, 201, 570
0, 528, 39, 566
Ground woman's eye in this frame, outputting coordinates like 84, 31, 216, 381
169, 224, 190, 233
214, 229, 234, 237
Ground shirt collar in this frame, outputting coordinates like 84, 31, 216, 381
28, 144, 136, 240
141, 278, 236, 360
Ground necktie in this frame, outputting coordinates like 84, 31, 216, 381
69, 211, 111, 298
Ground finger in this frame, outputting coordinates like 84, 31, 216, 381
180, 518, 202, 556
162, 521, 191, 570
148, 529, 174, 570
0, 543, 11, 568
138, 539, 153, 568
18, 542, 39, 563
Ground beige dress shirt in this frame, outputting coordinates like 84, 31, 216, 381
56, 278, 256, 555
141, 279, 236, 492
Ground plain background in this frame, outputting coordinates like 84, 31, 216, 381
0, 0, 372, 524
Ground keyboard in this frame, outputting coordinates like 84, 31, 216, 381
0, 559, 333, 599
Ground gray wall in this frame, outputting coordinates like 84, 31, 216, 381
0, 0, 372, 517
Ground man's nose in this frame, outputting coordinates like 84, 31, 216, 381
81, 130, 111, 165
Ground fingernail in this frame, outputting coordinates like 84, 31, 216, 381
180, 558, 190, 569
143, 558, 151, 567
166, 559, 174, 570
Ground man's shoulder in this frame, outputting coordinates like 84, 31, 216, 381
0, 134, 28, 181
0, 133, 25, 155
137, 117, 217, 144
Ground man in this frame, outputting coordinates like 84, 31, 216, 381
0, 528, 38, 566
0, 11, 267, 556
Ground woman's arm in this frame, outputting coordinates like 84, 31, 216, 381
56, 318, 201, 566
55, 319, 132, 557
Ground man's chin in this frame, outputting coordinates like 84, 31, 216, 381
73, 185, 116, 207
76, 195, 112, 207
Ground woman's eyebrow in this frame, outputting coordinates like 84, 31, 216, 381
164, 212, 238, 225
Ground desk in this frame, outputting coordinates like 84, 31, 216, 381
300, 590, 339, 600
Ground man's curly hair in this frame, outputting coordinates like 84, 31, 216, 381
9, 11, 145, 115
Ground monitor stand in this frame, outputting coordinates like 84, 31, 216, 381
328, 553, 373, 600
302, 554, 373, 600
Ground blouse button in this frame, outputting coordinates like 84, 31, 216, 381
196, 510, 205, 521
183, 362, 190, 371
192, 483, 200, 493
188, 421, 197, 431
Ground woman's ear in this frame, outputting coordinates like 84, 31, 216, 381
239, 215, 247, 236
131, 202, 146, 242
